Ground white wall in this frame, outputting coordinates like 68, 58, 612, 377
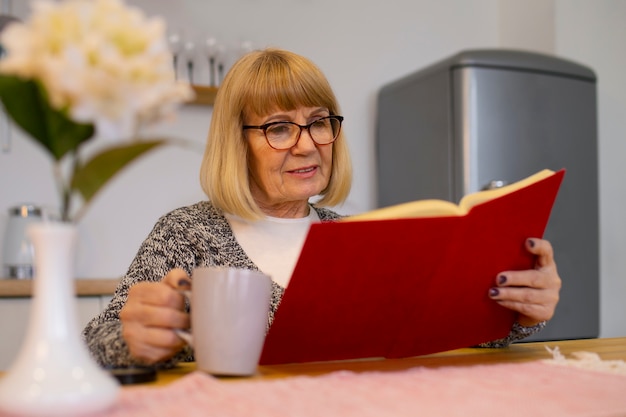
554, 0, 626, 338
0, 0, 624, 337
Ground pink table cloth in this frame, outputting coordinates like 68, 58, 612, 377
99, 351, 626, 417
2, 350, 626, 417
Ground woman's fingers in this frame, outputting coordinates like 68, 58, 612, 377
119, 268, 191, 364
489, 238, 561, 327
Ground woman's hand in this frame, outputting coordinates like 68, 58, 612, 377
488, 238, 561, 327
119, 268, 191, 364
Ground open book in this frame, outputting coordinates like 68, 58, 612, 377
259, 169, 565, 365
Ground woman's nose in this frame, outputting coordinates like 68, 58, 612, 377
291, 127, 317, 152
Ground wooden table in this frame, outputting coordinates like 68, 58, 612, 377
150, 337, 626, 386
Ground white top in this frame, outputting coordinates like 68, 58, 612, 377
225, 209, 320, 288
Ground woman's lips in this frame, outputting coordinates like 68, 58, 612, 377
291, 166, 315, 173
288, 166, 318, 177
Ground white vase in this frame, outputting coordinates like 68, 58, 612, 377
0, 222, 119, 416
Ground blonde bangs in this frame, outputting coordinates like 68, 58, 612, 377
241, 51, 339, 117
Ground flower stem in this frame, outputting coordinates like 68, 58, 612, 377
53, 150, 79, 223
52, 163, 62, 217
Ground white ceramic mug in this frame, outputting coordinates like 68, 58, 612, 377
176, 266, 272, 376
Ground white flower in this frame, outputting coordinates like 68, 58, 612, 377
0, 0, 196, 222
0, 0, 194, 140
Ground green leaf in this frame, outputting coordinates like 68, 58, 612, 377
0, 74, 94, 160
71, 140, 168, 204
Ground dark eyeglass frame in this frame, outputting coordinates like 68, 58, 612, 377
242, 115, 344, 150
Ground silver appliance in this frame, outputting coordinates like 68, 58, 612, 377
376, 49, 598, 341
2, 204, 42, 279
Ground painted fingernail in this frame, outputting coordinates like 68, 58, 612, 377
527, 238, 536, 248
498, 275, 507, 285
489, 288, 500, 297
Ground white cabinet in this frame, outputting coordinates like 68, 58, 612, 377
0, 294, 113, 370
0, 278, 118, 370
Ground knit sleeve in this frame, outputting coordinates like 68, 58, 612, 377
476, 321, 547, 348
82, 209, 201, 368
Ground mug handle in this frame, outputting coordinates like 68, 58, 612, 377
174, 289, 194, 347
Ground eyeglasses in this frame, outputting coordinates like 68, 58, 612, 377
243, 115, 344, 150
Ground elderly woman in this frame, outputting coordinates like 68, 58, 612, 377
82, 48, 561, 368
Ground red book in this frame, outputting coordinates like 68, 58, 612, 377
260, 169, 565, 365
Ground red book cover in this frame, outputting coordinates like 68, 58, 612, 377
260, 169, 565, 365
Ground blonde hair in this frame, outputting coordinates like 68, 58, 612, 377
199, 48, 352, 219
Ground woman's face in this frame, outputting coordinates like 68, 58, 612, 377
244, 106, 334, 217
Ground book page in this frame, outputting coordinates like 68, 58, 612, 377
342, 199, 463, 222
459, 169, 555, 211
342, 169, 556, 222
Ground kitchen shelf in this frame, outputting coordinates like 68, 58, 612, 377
0, 278, 119, 297
188, 85, 218, 106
